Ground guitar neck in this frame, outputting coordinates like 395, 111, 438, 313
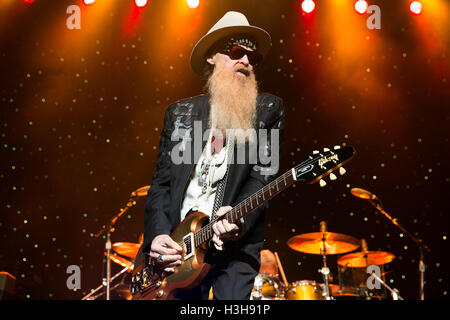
193, 169, 296, 247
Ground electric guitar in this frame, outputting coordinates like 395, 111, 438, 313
130, 145, 355, 300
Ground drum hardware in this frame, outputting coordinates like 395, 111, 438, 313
81, 263, 134, 300
251, 250, 286, 300
251, 273, 283, 300
89, 185, 149, 300
368, 270, 403, 300
336, 239, 398, 300
287, 221, 360, 300
351, 187, 430, 300
318, 221, 332, 300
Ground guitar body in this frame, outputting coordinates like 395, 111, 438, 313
130, 211, 210, 300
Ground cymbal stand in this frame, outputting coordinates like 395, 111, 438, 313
93, 196, 139, 300
82, 263, 133, 300
369, 271, 404, 300
368, 198, 429, 300
320, 248, 332, 300
319, 221, 332, 300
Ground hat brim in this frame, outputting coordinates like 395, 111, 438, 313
190, 25, 272, 77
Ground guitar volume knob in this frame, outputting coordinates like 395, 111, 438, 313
156, 289, 164, 298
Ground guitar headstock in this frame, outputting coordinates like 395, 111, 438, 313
294, 145, 355, 185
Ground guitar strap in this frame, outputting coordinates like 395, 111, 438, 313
210, 134, 232, 222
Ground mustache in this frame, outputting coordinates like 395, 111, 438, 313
233, 63, 252, 77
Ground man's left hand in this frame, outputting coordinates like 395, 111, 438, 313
211, 206, 242, 247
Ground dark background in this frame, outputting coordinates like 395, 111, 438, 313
0, 0, 448, 300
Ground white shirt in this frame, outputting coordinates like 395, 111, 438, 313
180, 129, 228, 221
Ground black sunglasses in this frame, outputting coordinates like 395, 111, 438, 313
222, 45, 263, 66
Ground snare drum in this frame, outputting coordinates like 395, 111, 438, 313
285, 280, 324, 300
251, 273, 283, 300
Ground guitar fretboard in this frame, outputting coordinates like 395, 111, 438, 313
193, 169, 295, 247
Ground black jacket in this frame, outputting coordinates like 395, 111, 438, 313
143, 92, 284, 267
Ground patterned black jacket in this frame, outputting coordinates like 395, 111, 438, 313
143, 92, 284, 268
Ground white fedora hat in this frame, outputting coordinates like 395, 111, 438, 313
190, 11, 272, 77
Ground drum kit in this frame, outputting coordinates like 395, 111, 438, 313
82, 185, 427, 301
251, 221, 401, 301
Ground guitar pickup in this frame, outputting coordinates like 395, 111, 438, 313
182, 232, 195, 260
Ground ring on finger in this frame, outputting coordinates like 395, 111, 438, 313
157, 254, 164, 262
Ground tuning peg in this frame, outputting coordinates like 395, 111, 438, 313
329, 172, 337, 180
339, 167, 346, 175
313, 150, 320, 154
323, 148, 330, 152
319, 179, 327, 187
333, 145, 341, 150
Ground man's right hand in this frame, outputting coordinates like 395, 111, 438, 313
149, 234, 183, 273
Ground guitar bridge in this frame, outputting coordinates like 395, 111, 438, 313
130, 264, 164, 295
182, 232, 195, 260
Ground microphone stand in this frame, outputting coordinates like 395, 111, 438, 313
93, 196, 139, 300
367, 198, 430, 300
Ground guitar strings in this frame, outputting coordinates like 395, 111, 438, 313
192, 150, 334, 247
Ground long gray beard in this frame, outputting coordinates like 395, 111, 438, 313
206, 64, 258, 144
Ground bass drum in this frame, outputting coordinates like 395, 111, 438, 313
285, 280, 324, 300
250, 273, 284, 300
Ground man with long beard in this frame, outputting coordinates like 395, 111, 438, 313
143, 11, 284, 300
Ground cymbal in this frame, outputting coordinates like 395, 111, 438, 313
287, 232, 360, 255
337, 251, 396, 267
104, 252, 134, 270
130, 185, 150, 197
112, 242, 140, 259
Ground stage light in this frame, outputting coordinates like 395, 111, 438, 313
83, 0, 95, 5
409, 1, 423, 15
301, 0, 315, 14
354, 0, 369, 15
186, 0, 199, 9
135, 0, 148, 8
24, 0, 34, 3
